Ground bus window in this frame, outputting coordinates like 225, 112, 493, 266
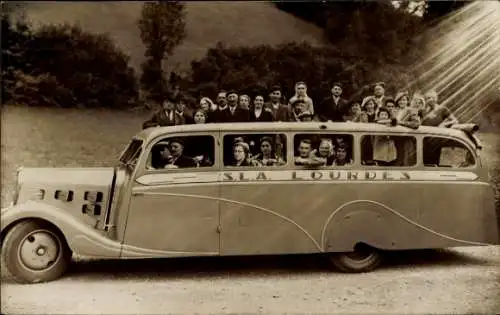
147, 135, 215, 170
361, 135, 416, 167
423, 137, 475, 168
293, 134, 354, 166
223, 134, 287, 167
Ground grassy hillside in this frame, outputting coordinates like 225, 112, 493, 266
20, 1, 327, 74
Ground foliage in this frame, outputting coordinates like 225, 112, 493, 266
2, 15, 139, 108
138, 1, 187, 101
184, 41, 417, 105
273, 1, 426, 66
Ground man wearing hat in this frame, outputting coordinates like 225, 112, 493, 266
159, 138, 196, 168
218, 90, 250, 123
363, 81, 388, 110
265, 85, 290, 122
142, 92, 185, 129
318, 82, 349, 122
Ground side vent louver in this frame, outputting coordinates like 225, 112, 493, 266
83, 191, 104, 216
54, 190, 74, 202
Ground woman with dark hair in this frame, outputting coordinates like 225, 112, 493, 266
332, 143, 353, 166
192, 109, 208, 124
394, 91, 410, 118
250, 95, 274, 122
250, 136, 286, 166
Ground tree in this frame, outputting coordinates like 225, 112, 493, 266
138, 1, 187, 101
3, 21, 139, 109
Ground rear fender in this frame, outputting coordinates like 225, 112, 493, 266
1, 201, 122, 258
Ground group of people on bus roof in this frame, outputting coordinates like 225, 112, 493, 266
142, 81, 459, 130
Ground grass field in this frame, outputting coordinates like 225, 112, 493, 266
1, 106, 499, 219
19, 1, 327, 73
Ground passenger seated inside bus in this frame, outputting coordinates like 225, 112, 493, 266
294, 134, 353, 166
224, 134, 287, 167
361, 135, 416, 166
148, 136, 214, 169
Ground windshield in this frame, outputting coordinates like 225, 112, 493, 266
119, 139, 143, 165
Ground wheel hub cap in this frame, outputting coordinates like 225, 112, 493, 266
19, 231, 60, 270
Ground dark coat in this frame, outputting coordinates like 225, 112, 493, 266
265, 102, 290, 122
218, 106, 250, 123
318, 96, 350, 122
173, 155, 197, 168
249, 109, 274, 122
177, 111, 193, 125
142, 109, 185, 129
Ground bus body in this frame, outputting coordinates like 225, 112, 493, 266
1, 122, 498, 283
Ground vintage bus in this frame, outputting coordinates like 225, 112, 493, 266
1, 122, 498, 283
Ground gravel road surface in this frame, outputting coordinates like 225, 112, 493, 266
1, 246, 499, 314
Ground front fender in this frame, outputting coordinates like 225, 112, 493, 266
1, 201, 122, 259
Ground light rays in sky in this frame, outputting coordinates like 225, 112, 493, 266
410, 1, 500, 124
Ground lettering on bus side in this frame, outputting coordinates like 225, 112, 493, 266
221, 170, 412, 182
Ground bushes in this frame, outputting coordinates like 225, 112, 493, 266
2, 17, 139, 109
184, 41, 418, 106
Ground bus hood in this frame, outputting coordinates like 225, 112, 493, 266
15, 167, 116, 206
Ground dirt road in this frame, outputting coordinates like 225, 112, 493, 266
1, 246, 499, 314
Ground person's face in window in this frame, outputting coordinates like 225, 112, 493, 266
194, 111, 206, 124
374, 85, 385, 97
163, 100, 174, 111
398, 96, 409, 108
379, 111, 390, 120
254, 96, 264, 110
227, 93, 238, 105
332, 86, 342, 97
169, 142, 183, 157
336, 147, 347, 162
296, 84, 307, 96
318, 141, 331, 157
365, 100, 376, 113
298, 141, 311, 158
233, 145, 246, 162
351, 103, 361, 114
270, 90, 281, 102
239, 95, 250, 109
260, 140, 272, 156
216, 93, 226, 105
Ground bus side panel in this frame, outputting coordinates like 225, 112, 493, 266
219, 181, 424, 255
419, 182, 499, 246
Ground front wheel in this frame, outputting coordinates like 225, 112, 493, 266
329, 244, 383, 273
1, 220, 72, 284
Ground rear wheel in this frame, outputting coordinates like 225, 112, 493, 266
1, 220, 72, 284
329, 244, 383, 273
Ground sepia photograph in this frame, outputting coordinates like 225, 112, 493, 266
1, 0, 499, 314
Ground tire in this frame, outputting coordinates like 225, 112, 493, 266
1, 220, 72, 284
329, 244, 383, 273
